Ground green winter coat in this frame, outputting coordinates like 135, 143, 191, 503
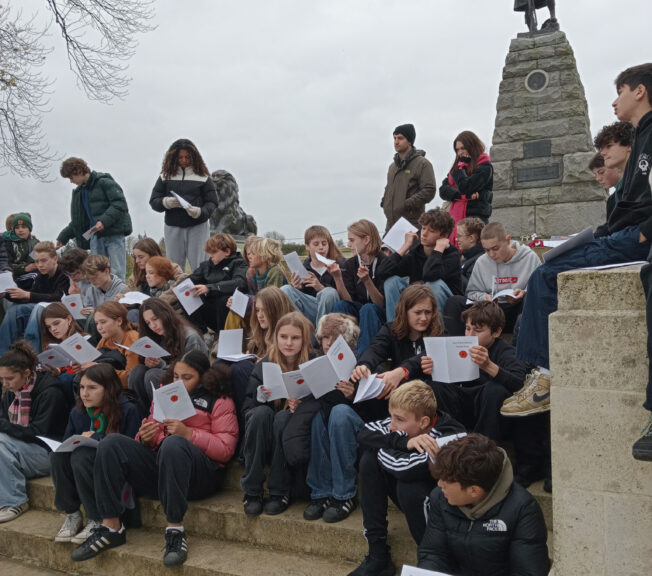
57, 171, 132, 249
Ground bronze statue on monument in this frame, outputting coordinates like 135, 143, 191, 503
514, 0, 559, 35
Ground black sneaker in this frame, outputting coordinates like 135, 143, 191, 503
163, 529, 188, 567
263, 494, 289, 515
243, 494, 263, 516
633, 414, 652, 461
303, 497, 330, 521
323, 497, 356, 523
543, 477, 552, 493
71, 524, 126, 562
347, 554, 396, 576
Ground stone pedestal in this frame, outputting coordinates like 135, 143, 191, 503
549, 265, 652, 576
490, 31, 606, 237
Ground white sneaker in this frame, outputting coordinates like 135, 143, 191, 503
0, 502, 29, 523
70, 519, 101, 544
55, 510, 83, 542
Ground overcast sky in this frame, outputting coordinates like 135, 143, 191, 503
3, 0, 651, 245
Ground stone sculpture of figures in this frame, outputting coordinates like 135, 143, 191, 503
209, 170, 257, 237
514, 0, 559, 34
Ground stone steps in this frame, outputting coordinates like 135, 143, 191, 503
13, 463, 552, 575
0, 557, 70, 576
0, 509, 358, 576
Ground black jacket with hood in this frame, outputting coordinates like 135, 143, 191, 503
418, 450, 550, 576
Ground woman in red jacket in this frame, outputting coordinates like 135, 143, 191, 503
70, 350, 238, 567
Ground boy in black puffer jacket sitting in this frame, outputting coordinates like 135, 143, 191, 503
418, 434, 549, 576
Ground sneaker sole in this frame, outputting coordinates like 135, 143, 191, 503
500, 404, 550, 417
55, 535, 75, 543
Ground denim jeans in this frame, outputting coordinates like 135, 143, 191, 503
90, 234, 126, 282
331, 300, 385, 355
0, 303, 41, 355
516, 225, 650, 369
0, 432, 51, 507
383, 276, 453, 322
306, 405, 363, 500
281, 285, 340, 327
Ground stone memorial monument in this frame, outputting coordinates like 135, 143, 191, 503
490, 13, 606, 237
209, 169, 257, 238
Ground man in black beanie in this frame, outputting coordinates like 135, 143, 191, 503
381, 123, 436, 232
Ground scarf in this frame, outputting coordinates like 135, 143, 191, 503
87, 407, 108, 435
8, 372, 37, 426
2, 230, 20, 242
448, 153, 491, 248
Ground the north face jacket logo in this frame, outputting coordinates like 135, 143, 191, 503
482, 519, 507, 532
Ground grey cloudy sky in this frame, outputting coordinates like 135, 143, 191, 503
2, 0, 651, 245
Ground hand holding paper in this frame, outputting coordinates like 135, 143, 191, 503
284, 251, 311, 280
229, 288, 249, 318
152, 381, 196, 422
382, 217, 418, 253
62, 294, 85, 319
173, 279, 203, 315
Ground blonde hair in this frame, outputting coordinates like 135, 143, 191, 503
268, 311, 315, 371
348, 219, 382, 258
33, 241, 57, 258
250, 237, 283, 266
389, 380, 437, 421
82, 254, 111, 276
248, 287, 296, 356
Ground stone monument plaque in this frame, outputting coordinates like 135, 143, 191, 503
523, 139, 552, 158
517, 164, 560, 183
525, 70, 549, 92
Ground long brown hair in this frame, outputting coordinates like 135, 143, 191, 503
78, 364, 123, 434
304, 225, 343, 261
449, 130, 485, 176
138, 298, 195, 361
268, 312, 315, 371
40, 303, 84, 349
161, 139, 209, 179
131, 237, 162, 288
248, 287, 296, 356
348, 219, 382, 259
391, 284, 443, 340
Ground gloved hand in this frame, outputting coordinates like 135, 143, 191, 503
162, 197, 181, 209
186, 206, 201, 219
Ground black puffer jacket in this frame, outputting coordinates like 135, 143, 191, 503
418, 456, 549, 576
150, 166, 218, 228
188, 252, 248, 296
0, 372, 68, 444
439, 162, 494, 222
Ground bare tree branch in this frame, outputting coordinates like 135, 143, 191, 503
0, 1, 155, 180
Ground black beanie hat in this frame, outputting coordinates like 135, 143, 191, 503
393, 124, 416, 145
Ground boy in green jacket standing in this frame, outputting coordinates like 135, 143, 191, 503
57, 157, 132, 281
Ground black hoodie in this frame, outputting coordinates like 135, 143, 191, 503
188, 252, 248, 296
605, 110, 652, 238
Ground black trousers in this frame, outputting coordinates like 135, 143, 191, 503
359, 449, 434, 546
189, 293, 231, 333
641, 261, 652, 412
95, 434, 224, 524
51, 447, 100, 519
432, 380, 511, 441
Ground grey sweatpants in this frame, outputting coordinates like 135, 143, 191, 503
164, 222, 209, 272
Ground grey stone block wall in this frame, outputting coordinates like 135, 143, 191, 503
490, 32, 606, 238
550, 266, 652, 576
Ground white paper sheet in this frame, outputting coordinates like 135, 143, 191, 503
37, 346, 74, 368
58, 333, 101, 364
382, 217, 419, 253
62, 294, 85, 319
36, 436, 62, 452
542, 226, 594, 263
152, 380, 196, 422
354, 373, 384, 403
119, 291, 150, 305
262, 363, 312, 400
230, 288, 249, 318
492, 288, 516, 301
315, 252, 335, 266
170, 191, 191, 210
172, 279, 203, 315
216, 329, 256, 361
424, 336, 479, 383
401, 565, 454, 576
0, 271, 17, 293
298, 357, 339, 399
55, 434, 100, 453
284, 251, 311, 279
82, 228, 95, 241
326, 335, 357, 380
118, 336, 170, 358
436, 432, 467, 448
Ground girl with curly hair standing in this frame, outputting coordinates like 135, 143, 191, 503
149, 139, 218, 271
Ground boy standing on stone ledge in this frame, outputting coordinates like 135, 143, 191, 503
501, 64, 652, 463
